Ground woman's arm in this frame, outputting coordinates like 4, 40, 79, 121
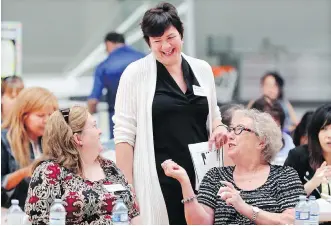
3, 167, 30, 190
180, 177, 214, 225
238, 204, 295, 225
287, 101, 298, 126
116, 143, 134, 184
162, 160, 215, 225
247, 100, 255, 109
25, 162, 63, 225
113, 64, 138, 186
1, 143, 31, 191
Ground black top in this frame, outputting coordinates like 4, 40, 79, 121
284, 144, 329, 199
198, 165, 305, 225
1, 129, 42, 209
152, 57, 209, 186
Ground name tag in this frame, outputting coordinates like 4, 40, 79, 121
103, 184, 127, 193
193, 85, 206, 97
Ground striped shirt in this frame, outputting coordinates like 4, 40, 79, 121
197, 165, 305, 225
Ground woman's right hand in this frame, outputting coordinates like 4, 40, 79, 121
161, 159, 189, 184
311, 161, 331, 186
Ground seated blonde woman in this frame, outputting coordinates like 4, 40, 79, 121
162, 109, 305, 225
25, 106, 140, 225
1, 87, 58, 209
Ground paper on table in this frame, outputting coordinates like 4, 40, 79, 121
188, 142, 223, 190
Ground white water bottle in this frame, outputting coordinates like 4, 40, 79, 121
308, 196, 319, 225
112, 199, 129, 225
7, 199, 24, 225
49, 199, 66, 225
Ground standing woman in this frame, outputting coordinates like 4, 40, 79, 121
1, 87, 58, 209
113, 2, 228, 224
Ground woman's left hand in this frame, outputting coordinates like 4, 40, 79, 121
218, 181, 248, 213
209, 125, 228, 150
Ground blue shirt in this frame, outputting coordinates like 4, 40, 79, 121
89, 45, 145, 112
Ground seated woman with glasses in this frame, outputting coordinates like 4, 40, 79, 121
1, 87, 58, 209
25, 106, 140, 225
161, 109, 305, 225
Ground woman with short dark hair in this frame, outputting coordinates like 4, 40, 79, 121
248, 71, 298, 133
284, 104, 331, 199
113, 2, 228, 224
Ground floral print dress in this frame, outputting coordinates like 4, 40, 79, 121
25, 158, 139, 225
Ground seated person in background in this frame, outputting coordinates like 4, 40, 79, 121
162, 109, 305, 225
251, 96, 295, 166
292, 111, 314, 147
247, 71, 298, 133
1, 87, 58, 209
219, 104, 244, 166
284, 104, 331, 199
1, 75, 24, 122
25, 106, 140, 225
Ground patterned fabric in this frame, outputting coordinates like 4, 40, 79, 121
197, 165, 305, 225
25, 159, 139, 225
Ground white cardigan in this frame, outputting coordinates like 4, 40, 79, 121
113, 52, 222, 225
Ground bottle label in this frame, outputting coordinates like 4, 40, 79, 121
49, 213, 66, 225
113, 213, 128, 223
295, 211, 309, 220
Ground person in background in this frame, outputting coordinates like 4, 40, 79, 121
251, 96, 295, 166
162, 109, 305, 225
247, 71, 298, 133
87, 32, 145, 139
1, 87, 58, 209
25, 106, 140, 225
292, 111, 314, 147
1, 75, 24, 122
284, 104, 331, 199
219, 104, 244, 166
113, 2, 228, 224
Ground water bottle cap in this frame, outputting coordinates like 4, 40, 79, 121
54, 199, 62, 203
299, 195, 306, 200
116, 198, 124, 202
309, 196, 316, 200
11, 199, 19, 205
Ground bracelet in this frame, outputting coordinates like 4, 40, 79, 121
215, 124, 228, 131
181, 195, 197, 204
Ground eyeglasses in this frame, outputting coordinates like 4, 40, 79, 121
227, 125, 259, 136
59, 108, 70, 124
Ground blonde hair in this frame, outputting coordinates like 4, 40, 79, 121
234, 109, 283, 163
34, 106, 90, 175
2, 87, 58, 168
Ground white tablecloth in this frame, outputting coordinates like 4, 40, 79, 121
317, 198, 331, 222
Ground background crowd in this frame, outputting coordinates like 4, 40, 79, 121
1, 0, 331, 225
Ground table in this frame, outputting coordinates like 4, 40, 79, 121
317, 198, 331, 222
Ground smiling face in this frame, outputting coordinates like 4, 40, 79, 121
149, 25, 183, 67
227, 113, 263, 162
79, 114, 103, 159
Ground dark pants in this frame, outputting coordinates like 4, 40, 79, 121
160, 182, 188, 225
